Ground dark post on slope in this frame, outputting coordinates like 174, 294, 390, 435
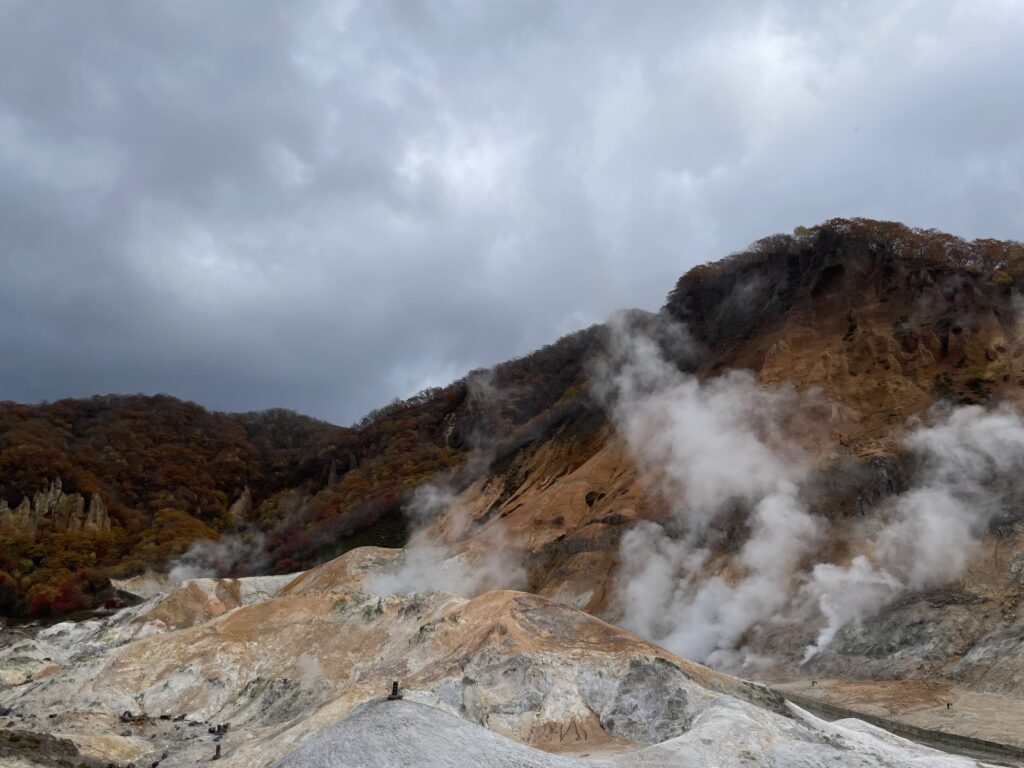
388, 681, 402, 700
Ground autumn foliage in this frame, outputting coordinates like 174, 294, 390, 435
0, 326, 601, 619
7, 219, 1023, 620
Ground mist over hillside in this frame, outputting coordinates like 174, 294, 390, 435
4, 218, 1024, 766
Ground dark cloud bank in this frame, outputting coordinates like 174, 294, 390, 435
1, 0, 1022, 423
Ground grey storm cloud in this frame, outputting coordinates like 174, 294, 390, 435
1, 0, 1022, 423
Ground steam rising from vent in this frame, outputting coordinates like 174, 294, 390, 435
361, 368, 538, 598
366, 471, 526, 598
600, 313, 1024, 668
802, 404, 1024, 661
168, 530, 268, 582
597, 313, 832, 667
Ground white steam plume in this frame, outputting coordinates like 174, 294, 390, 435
599, 313, 831, 667
601, 314, 1024, 669
802, 404, 1024, 661
366, 367, 541, 599
365, 482, 526, 598
167, 530, 268, 582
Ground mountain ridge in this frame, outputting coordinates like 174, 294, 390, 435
3, 217, 1024, 766
2, 217, 1023, 621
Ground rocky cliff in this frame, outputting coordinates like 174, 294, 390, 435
0, 478, 110, 535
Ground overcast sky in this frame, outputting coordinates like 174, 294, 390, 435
1, 1, 1022, 424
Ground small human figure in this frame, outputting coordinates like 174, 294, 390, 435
811, 680, 817, 687
946, 702, 952, 710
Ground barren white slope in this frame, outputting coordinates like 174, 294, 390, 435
0, 548, 1002, 767
272, 698, 987, 768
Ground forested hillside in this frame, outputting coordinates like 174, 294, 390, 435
0, 326, 601, 617
4, 218, 1023, 620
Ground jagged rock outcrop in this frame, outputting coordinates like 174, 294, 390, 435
225, 486, 253, 524
0, 478, 110, 535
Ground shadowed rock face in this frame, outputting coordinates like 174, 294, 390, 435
0, 728, 113, 768
665, 219, 1022, 356
803, 581, 1024, 695
582, 657, 694, 742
